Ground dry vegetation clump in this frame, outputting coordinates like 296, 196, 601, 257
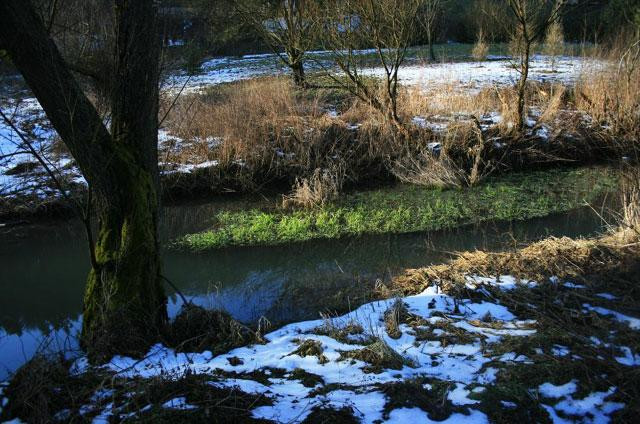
313, 315, 372, 345
495, 86, 523, 133
287, 339, 329, 364
384, 298, 410, 339
391, 234, 638, 298
544, 21, 565, 71
401, 84, 499, 118
575, 38, 640, 143
390, 149, 466, 189
167, 304, 262, 354
380, 378, 460, 421
472, 29, 489, 61
282, 164, 345, 209
607, 167, 640, 245
532, 83, 566, 125
338, 338, 414, 373
0, 356, 98, 424
162, 77, 412, 193
2, 358, 273, 423
302, 406, 360, 424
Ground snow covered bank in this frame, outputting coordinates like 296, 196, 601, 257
361, 55, 601, 92
56, 274, 638, 423
168, 53, 598, 94
0, 54, 607, 204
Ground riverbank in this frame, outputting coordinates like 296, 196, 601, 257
2, 224, 638, 423
178, 166, 618, 250
3, 51, 637, 223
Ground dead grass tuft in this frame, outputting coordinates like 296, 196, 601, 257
390, 150, 465, 189
287, 339, 329, 364
575, 37, 640, 142
472, 29, 489, 61
610, 167, 640, 244
313, 314, 372, 345
384, 299, 410, 339
1, 356, 108, 424
380, 378, 459, 421
339, 338, 415, 373
282, 165, 345, 209
168, 304, 262, 354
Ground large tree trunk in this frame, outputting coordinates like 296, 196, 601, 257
83, 0, 166, 361
83, 156, 165, 361
0, 0, 166, 361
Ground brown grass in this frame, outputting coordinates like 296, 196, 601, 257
167, 304, 262, 354
575, 36, 640, 142
384, 298, 410, 339
338, 338, 415, 373
608, 167, 640, 244
162, 77, 414, 193
400, 84, 499, 118
472, 29, 489, 61
390, 149, 465, 189
282, 164, 345, 209
390, 231, 640, 299
158, 49, 636, 198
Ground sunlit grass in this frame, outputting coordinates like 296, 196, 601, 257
178, 166, 618, 250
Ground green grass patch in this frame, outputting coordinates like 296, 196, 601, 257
177, 167, 618, 251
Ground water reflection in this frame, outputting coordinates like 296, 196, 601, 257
0, 201, 612, 380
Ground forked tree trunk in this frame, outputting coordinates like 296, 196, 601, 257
0, 0, 167, 361
288, 48, 306, 87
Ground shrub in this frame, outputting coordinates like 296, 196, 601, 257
472, 29, 489, 61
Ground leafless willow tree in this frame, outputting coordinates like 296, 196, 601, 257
235, 0, 314, 87
419, 0, 443, 62
313, 0, 426, 126
503, 0, 567, 131
0, 0, 166, 361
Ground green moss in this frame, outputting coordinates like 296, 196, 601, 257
178, 167, 619, 250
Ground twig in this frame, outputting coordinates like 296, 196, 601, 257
160, 274, 190, 307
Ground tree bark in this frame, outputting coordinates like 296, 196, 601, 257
291, 61, 306, 87
288, 48, 306, 87
0, 0, 166, 361
427, 29, 436, 62
516, 41, 531, 131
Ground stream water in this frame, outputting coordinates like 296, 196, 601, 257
0, 200, 613, 381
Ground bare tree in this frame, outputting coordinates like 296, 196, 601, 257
236, 0, 314, 87
419, 0, 443, 62
313, 0, 425, 126
0, 0, 166, 361
503, 0, 567, 131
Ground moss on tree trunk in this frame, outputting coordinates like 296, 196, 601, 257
2, 1, 167, 361
81, 148, 166, 361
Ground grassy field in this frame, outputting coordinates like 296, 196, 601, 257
177, 166, 618, 250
